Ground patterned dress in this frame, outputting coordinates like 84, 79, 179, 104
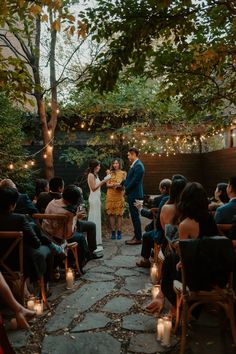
105, 170, 126, 216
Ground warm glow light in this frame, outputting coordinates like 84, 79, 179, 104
56, 109, 60, 114
81, 123, 85, 128
43, 153, 47, 159
9, 163, 14, 170
30, 160, 35, 166
110, 134, 114, 139
47, 145, 53, 152
24, 163, 28, 169
48, 129, 52, 137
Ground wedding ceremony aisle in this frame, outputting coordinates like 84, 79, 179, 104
7, 235, 235, 354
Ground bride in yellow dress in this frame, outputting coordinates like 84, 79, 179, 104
105, 158, 126, 240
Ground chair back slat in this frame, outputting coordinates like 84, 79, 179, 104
179, 236, 234, 292
0, 231, 24, 302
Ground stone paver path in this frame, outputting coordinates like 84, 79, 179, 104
7, 235, 236, 354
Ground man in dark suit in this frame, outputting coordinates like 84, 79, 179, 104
215, 176, 236, 224
0, 187, 52, 283
141, 178, 171, 232
124, 147, 145, 245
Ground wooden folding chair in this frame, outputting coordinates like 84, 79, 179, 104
32, 213, 82, 277
150, 208, 164, 284
174, 236, 236, 354
0, 231, 24, 304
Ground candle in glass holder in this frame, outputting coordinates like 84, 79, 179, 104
151, 285, 160, 300
162, 316, 172, 347
27, 296, 35, 310
34, 299, 43, 316
66, 268, 74, 289
150, 263, 158, 284
157, 318, 164, 341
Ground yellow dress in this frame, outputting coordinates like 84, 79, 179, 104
105, 170, 126, 216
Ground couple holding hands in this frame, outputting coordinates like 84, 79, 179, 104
87, 147, 145, 247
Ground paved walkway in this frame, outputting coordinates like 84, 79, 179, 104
7, 235, 236, 354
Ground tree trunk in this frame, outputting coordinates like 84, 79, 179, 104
34, 15, 55, 180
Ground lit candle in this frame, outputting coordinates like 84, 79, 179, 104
157, 318, 164, 341
162, 316, 172, 347
151, 285, 160, 300
150, 264, 158, 284
34, 299, 43, 316
27, 296, 35, 310
66, 268, 74, 289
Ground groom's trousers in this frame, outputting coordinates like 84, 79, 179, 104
128, 199, 142, 240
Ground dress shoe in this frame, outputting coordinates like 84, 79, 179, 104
125, 238, 142, 245
136, 259, 151, 268
92, 253, 103, 259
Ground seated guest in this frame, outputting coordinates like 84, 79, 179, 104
208, 182, 229, 212
161, 182, 218, 310
42, 185, 93, 271
32, 178, 49, 204
135, 175, 187, 268
36, 176, 64, 213
142, 179, 171, 232
0, 272, 35, 329
0, 179, 38, 217
37, 180, 101, 261
0, 273, 35, 354
215, 176, 236, 224
76, 186, 102, 260
0, 187, 52, 291
160, 178, 187, 239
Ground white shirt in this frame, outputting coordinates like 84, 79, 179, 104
130, 158, 139, 168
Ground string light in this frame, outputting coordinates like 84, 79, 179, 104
8, 163, 14, 170
81, 122, 85, 128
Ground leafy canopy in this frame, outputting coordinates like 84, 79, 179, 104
82, 0, 236, 114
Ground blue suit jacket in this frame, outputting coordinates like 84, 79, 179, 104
124, 159, 145, 201
214, 199, 236, 224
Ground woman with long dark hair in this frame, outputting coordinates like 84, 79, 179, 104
87, 159, 111, 254
105, 158, 126, 240
161, 182, 218, 308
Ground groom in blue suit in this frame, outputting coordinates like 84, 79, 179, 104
124, 147, 145, 245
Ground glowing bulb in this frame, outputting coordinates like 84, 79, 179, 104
142, 139, 146, 144
81, 123, 85, 128
43, 153, 47, 159
110, 134, 114, 140
48, 102, 51, 107
48, 130, 52, 137
56, 109, 60, 114
24, 163, 28, 169
9, 163, 14, 170
30, 160, 35, 166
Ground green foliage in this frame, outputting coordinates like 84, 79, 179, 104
81, 0, 236, 116
0, 93, 35, 189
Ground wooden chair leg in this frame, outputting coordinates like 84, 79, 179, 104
229, 300, 236, 345
66, 245, 82, 276
71, 246, 82, 276
174, 293, 182, 334
38, 277, 50, 309
180, 300, 188, 354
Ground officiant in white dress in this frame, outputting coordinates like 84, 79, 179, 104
87, 159, 111, 255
